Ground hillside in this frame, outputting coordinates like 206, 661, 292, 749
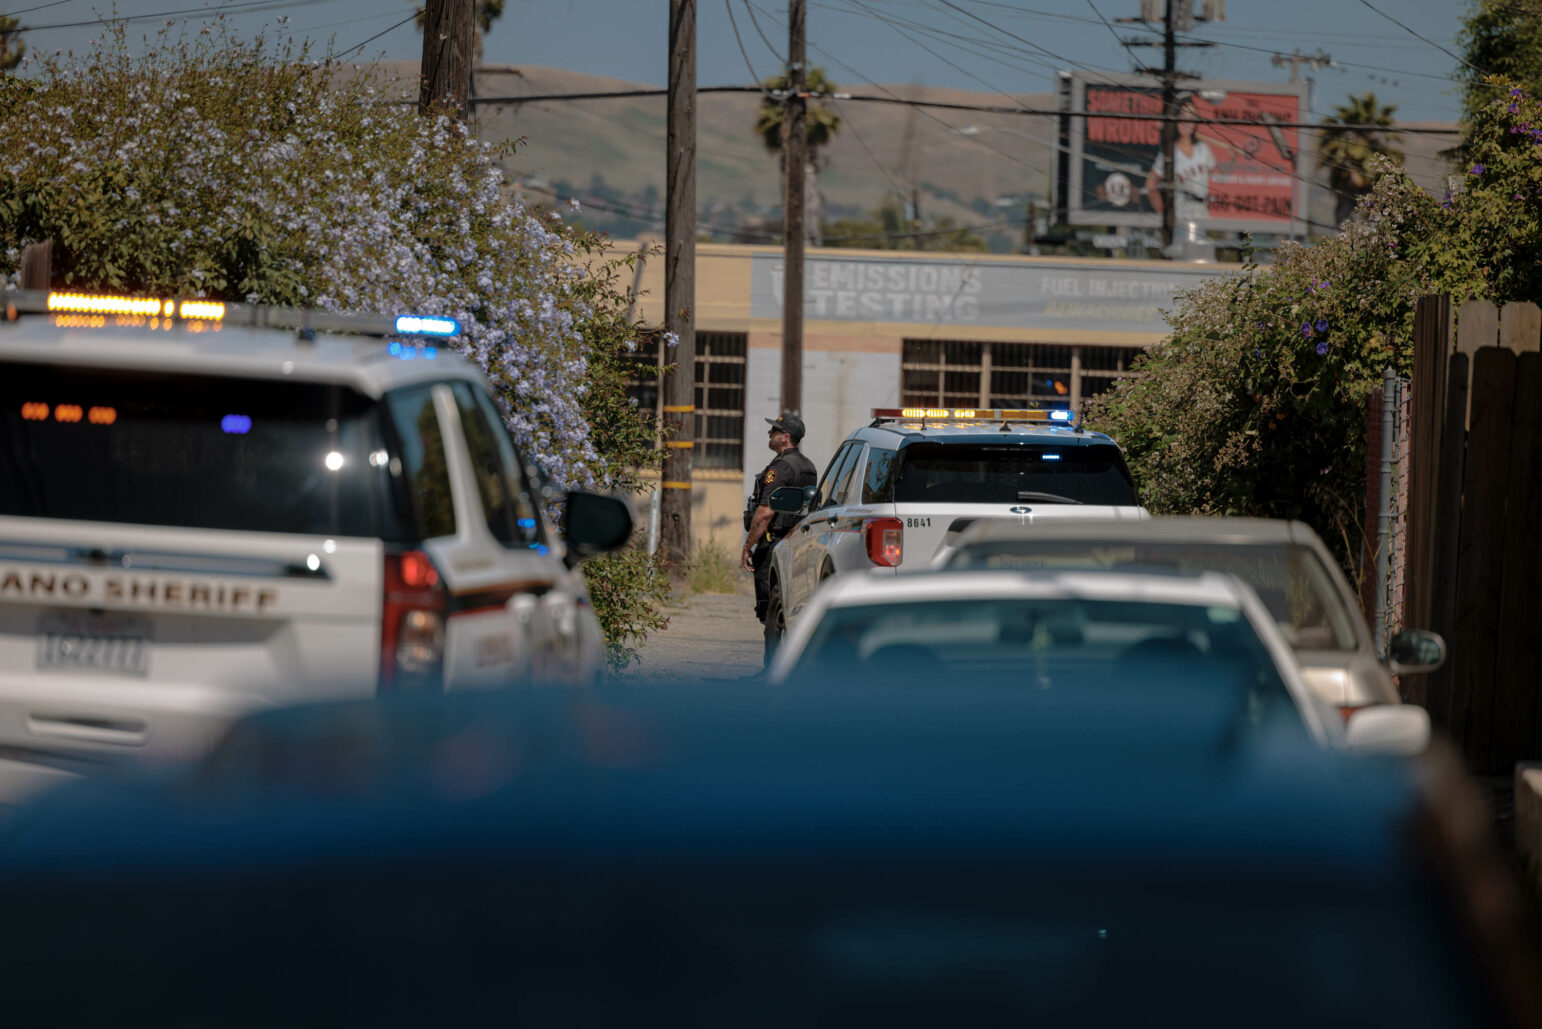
364, 63, 1458, 254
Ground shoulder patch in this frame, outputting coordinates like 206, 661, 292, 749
764, 468, 777, 484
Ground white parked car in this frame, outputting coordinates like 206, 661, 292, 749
937, 517, 1446, 717
762, 407, 1148, 646
766, 567, 1431, 756
0, 290, 630, 798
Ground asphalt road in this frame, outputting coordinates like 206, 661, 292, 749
618, 586, 766, 683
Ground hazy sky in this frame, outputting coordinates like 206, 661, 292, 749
9, 0, 1473, 124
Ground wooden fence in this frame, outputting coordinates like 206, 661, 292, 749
1405, 297, 1542, 774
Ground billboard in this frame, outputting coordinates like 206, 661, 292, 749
1063, 73, 1312, 236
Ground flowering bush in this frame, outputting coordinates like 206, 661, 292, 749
1086, 76, 1542, 572
0, 24, 667, 665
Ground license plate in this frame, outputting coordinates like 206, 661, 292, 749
37, 613, 151, 677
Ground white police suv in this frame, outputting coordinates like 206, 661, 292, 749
0, 290, 630, 796
762, 407, 1148, 643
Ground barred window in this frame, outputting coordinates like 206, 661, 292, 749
623, 331, 748, 471
901, 339, 1143, 412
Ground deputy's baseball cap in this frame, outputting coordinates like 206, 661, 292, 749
765, 412, 805, 441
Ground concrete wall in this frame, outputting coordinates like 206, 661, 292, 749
740, 332, 901, 500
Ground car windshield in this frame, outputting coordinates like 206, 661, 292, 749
893, 442, 1137, 506
946, 541, 1361, 652
788, 596, 1302, 732
0, 361, 404, 538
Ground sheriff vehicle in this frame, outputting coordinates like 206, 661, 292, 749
762, 407, 1148, 644
0, 289, 630, 798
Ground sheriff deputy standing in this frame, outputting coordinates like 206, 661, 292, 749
742, 413, 818, 663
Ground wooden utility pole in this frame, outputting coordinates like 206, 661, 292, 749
660, 0, 698, 570
1124, 1, 1218, 256
419, 0, 474, 118
780, 0, 807, 416
1159, 0, 1178, 252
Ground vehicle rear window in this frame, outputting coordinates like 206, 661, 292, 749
947, 541, 1361, 651
0, 362, 406, 539
894, 442, 1138, 506
789, 596, 1303, 735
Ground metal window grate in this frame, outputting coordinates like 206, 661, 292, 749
623, 331, 748, 471
901, 339, 1143, 412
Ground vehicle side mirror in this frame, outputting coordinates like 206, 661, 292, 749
769, 485, 815, 514
1385, 629, 1446, 676
561, 492, 633, 562
1344, 704, 1430, 756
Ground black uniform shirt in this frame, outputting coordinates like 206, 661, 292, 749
754, 445, 819, 536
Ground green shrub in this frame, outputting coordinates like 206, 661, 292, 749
581, 542, 672, 671
1086, 76, 1542, 576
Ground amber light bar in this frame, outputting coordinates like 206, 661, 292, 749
872, 407, 1076, 425
5, 290, 457, 339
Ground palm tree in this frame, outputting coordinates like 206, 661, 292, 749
1318, 93, 1403, 227
1, 16, 25, 73
754, 68, 842, 245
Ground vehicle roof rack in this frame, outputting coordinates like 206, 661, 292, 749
2, 289, 460, 339
870, 406, 1078, 430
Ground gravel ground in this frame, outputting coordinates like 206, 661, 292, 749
617, 584, 766, 684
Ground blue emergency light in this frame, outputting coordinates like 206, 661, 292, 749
394, 315, 460, 337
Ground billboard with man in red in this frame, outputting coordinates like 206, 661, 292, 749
1063, 73, 1311, 237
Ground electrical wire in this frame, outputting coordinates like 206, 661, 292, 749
725, 0, 776, 94
1083, 0, 1138, 68
1357, 0, 1486, 75
330, 10, 414, 61
829, 96, 910, 199
739, 0, 782, 65
0, 1, 74, 18
17, 0, 339, 32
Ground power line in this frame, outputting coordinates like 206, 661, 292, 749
18, 0, 339, 32
456, 85, 1461, 134
1, 1, 73, 18
761, 2, 1350, 233
329, 10, 414, 60
829, 96, 910, 198
724, 0, 773, 94
1083, 0, 1138, 66
739, 0, 781, 65
1356, 0, 1486, 75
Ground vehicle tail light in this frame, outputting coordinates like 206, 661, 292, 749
380, 549, 448, 694
863, 517, 904, 567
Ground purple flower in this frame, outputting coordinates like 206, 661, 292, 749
1471, 164, 1486, 176
1254, 347, 1262, 357
1301, 322, 1313, 338
1315, 341, 1329, 356
1509, 104, 1520, 114
1517, 193, 1526, 201
1314, 318, 1328, 332
1513, 87, 1525, 97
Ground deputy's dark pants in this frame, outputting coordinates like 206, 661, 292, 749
751, 541, 775, 622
